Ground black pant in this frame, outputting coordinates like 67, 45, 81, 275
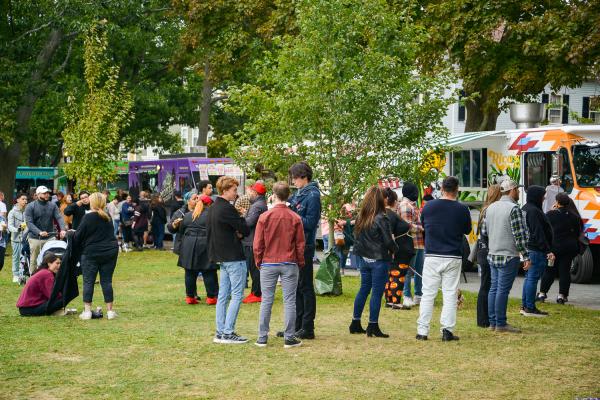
243, 246, 261, 296
476, 247, 491, 327
540, 252, 575, 297
19, 298, 64, 316
121, 225, 133, 243
81, 252, 118, 303
295, 244, 316, 332
184, 269, 218, 298
133, 230, 145, 249
0, 246, 5, 271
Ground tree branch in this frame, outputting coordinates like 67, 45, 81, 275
51, 41, 73, 78
11, 20, 54, 43
211, 94, 229, 104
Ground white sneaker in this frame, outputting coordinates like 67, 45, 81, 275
79, 310, 92, 320
413, 296, 422, 305
12, 276, 19, 283
403, 297, 414, 307
107, 310, 118, 320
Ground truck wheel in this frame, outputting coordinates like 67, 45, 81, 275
570, 247, 594, 283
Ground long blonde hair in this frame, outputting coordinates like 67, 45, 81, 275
192, 199, 205, 221
478, 184, 502, 227
90, 192, 110, 221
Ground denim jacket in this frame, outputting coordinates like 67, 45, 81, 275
288, 181, 321, 246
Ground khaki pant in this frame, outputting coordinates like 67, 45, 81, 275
28, 237, 49, 275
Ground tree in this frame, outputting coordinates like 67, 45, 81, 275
228, 0, 450, 238
414, 0, 600, 132
173, 0, 296, 147
0, 1, 198, 200
61, 25, 134, 191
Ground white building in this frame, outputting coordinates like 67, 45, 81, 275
127, 125, 212, 161
443, 80, 600, 134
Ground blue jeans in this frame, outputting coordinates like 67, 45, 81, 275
488, 257, 520, 327
404, 249, 424, 298
152, 222, 165, 249
216, 260, 247, 335
522, 250, 547, 309
112, 220, 120, 238
335, 246, 347, 270
353, 259, 390, 323
322, 235, 329, 251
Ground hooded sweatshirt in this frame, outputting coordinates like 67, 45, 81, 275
521, 185, 553, 254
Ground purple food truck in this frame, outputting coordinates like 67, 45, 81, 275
128, 157, 246, 200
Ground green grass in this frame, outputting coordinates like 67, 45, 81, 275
1, 251, 599, 399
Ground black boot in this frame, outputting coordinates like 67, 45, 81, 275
349, 319, 366, 334
366, 322, 389, 338
442, 328, 459, 341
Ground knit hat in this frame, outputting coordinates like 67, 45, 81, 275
402, 182, 419, 202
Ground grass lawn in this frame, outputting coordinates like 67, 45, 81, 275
1, 250, 599, 400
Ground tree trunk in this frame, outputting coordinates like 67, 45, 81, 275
0, 142, 22, 203
464, 92, 501, 133
0, 28, 64, 202
196, 61, 212, 147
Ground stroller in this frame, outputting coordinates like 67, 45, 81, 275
18, 236, 70, 285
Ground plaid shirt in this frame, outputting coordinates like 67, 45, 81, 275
480, 202, 529, 268
398, 198, 424, 249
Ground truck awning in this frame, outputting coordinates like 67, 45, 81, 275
443, 130, 504, 146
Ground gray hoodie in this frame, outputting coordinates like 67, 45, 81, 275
8, 206, 28, 242
24, 199, 65, 239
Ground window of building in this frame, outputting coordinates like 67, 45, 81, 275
586, 96, 600, 123
458, 90, 466, 122
450, 148, 486, 188
548, 93, 563, 124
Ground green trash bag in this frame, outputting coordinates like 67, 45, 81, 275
315, 250, 343, 296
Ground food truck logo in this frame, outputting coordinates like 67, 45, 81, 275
508, 131, 585, 155
573, 188, 600, 244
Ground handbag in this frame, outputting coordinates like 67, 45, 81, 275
394, 231, 415, 263
334, 231, 345, 247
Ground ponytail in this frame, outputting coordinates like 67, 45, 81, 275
192, 200, 204, 221
89, 192, 110, 221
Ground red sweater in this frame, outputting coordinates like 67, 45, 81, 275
253, 204, 306, 268
16, 269, 56, 308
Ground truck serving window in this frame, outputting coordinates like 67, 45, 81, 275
450, 149, 486, 188
572, 144, 600, 188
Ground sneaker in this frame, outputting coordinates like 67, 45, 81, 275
221, 333, 248, 344
521, 307, 548, 317
107, 310, 118, 320
536, 292, 547, 303
213, 333, 224, 344
284, 336, 302, 348
557, 297, 567, 305
403, 297, 414, 307
415, 334, 428, 341
276, 331, 285, 338
242, 293, 262, 304
79, 310, 92, 320
255, 337, 268, 347
495, 324, 521, 333
65, 308, 78, 315
391, 303, 411, 310
205, 297, 217, 305
185, 296, 199, 305
294, 329, 315, 340
413, 295, 422, 305
519, 306, 525, 316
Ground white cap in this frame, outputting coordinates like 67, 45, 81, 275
550, 176, 560, 184
500, 179, 521, 193
35, 186, 51, 195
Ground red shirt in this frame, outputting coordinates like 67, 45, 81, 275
253, 204, 306, 268
16, 269, 56, 308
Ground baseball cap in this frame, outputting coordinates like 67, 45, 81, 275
250, 182, 266, 195
500, 179, 521, 193
36, 186, 51, 195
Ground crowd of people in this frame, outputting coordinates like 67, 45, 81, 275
0, 162, 584, 347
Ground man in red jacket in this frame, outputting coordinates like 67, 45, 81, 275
253, 182, 305, 348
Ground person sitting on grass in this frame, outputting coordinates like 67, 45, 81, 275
253, 182, 305, 349
16, 252, 68, 316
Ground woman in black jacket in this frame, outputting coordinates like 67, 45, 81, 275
175, 195, 219, 305
349, 186, 398, 338
539, 193, 583, 304
73, 192, 119, 320
381, 188, 411, 309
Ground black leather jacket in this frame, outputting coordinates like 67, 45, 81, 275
353, 213, 398, 261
